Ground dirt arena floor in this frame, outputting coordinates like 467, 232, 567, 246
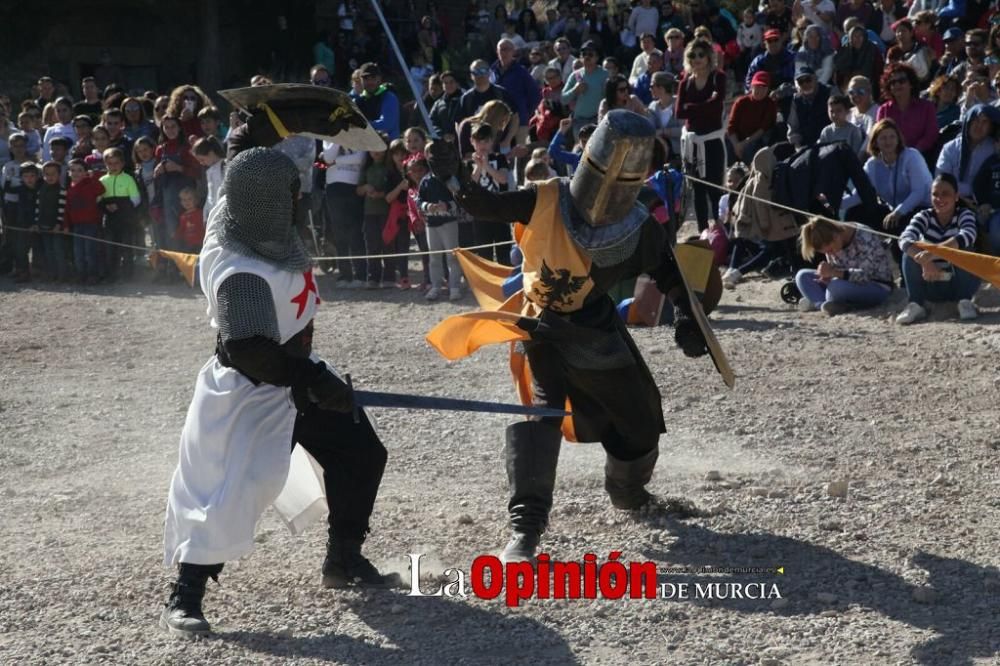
3, 247, 1000, 666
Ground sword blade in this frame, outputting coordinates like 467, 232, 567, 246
353, 390, 570, 418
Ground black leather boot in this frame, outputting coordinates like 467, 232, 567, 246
501, 421, 562, 563
604, 447, 659, 509
160, 563, 223, 639
322, 535, 400, 588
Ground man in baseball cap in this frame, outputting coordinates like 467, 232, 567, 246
728, 71, 778, 162
744, 26, 795, 114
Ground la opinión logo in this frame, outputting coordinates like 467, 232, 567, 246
406, 553, 783, 607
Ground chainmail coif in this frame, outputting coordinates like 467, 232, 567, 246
215, 147, 313, 271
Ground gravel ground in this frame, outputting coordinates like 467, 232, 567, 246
3, 251, 1000, 666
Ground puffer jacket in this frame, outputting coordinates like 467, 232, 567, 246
732, 146, 799, 242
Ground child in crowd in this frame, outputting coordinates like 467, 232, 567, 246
64, 158, 106, 284
415, 149, 464, 301
48, 137, 72, 185
70, 115, 93, 159
819, 95, 867, 159
357, 142, 392, 288
17, 112, 41, 160
99, 147, 141, 280
1, 133, 28, 230
548, 118, 596, 173
197, 107, 227, 143
405, 156, 432, 289
175, 186, 206, 254
796, 217, 894, 316
192, 136, 225, 219
384, 139, 412, 289
404, 126, 428, 158
469, 122, 512, 265
85, 125, 110, 175
10, 163, 40, 282
529, 147, 557, 178
736, 8, 763, 82
35, 161, 67, 281
523, 159, 552, 183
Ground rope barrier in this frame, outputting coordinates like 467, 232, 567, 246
1, 224, 515, 262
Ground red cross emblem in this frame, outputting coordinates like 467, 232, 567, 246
290, 270, 320, 318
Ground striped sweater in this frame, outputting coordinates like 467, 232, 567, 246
898, 206, 978, 267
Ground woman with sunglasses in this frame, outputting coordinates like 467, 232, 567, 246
120, 96, 157, 144
165, 85, 212, 140
875, 63, 938, 157
598, 75, 648, 122
675, 38, 727, 232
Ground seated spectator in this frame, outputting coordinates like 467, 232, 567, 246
819, 95, 867, 159
843, 83, 878, 149
727, 71, 778, 164
896, 173, 980, 324
912, 11, 944, 59
663, 28, 686, 77
939, 27, 966, 77
843, 119, 931, 244
928, 74, 963, 129
935, 103, 1000, 200
634, 50, 663, 105
973, 137, 1000, 253
648, 71, 681, 157
959, 65, 997, 117
597, 75, 648, 121
876, 63, 938, 157
786, 67, 831, 149
834, 26, 884, 95
528, 67, 567, 143
886, 19, 933, 85
744, 29, 796, 102
795, 25, 834, 85
795, 217, 894, 316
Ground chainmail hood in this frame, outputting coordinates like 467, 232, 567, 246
215, 147, 312, 271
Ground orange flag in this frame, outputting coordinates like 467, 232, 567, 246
916, 242, 1000, 288
149, 250, 199, 287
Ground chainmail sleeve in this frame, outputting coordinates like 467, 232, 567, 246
216, 273, 280, 343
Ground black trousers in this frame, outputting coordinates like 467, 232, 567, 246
292, 404, 387, 540
687, 136, 726, 232
472, 219, 511, 266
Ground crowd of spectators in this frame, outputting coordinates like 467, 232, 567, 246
2, 0, 1000, 323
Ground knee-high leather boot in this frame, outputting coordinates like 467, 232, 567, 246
604, 447, 659, 510
500, 420, 562, 563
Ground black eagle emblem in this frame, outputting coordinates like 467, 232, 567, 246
536, 260, 588, 309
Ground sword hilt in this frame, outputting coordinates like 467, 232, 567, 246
345, 373, 360, 425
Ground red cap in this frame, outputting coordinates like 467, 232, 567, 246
750, 71, 771, 87
764, 29, 782, 41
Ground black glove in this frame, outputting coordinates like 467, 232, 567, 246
673, 305, 709, 358
308, 368, 355, 413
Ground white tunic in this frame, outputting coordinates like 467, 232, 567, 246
163, 207, 328, 566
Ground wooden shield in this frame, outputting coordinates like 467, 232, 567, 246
672, 245, 735, 389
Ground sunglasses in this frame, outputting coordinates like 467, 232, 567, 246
471, 68, 490, 75
847, 88, 868, 95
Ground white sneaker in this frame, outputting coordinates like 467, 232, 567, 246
449, 289, 462, 302
797, 297, 815, 312
895, 302, 927, 325
425, 287, 440, 301
958, 299, 978, 320
721, 268, 741, 289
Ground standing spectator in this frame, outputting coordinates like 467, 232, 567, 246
547, 117, 596, 173
663, 28, 686, 77
98, 147, 141, 280
786, 67, 831, 150
41, 98, 76, 161
549, 38, 576, 83
675, 38, 728, 232
727, 71, 777, 164
64, 159, 105, 284
834, 26, 884, 95
9, 163, 39, 283
35, 77, 56, 110
461, 59, 515, 124
35, 161, 68, 281
598, 75, 648, 121
383, 140, 412, 289
103, 109, 133, 171
467, 123, 512, 265
528, 67, 567, 143
1, 134, 28, 230
842, 119, 931, 237
876, 64, 938, 157
154, 116, 199, 250
415, 162, 463, 301
133, 137, 163, 257
16, 111, 41, 161
153, 96, 170, 127
819, 95, 868, 158
633, 50, 663, 105
562, 41, 610, 138
409, 51, 435, 100
196, 107, 227, 143
629, 33, 659, 86
0, 105, 13, 165
310, 64, 333, 87
602, 57, 622, 80
627, 0, 660, 42
430, 72, 465, 142
795, 218, 894, 315
192, 136, 226, 218
121, 97, 157, 143
355, 63, 401, 140
322, 140, 367, 288
74, 77, 103, 124
648, 71, 681, 156
527, 47, 548, 85
736, 9, 763, 83
936, 103, 1000, 200
357, 142, 392, 288
491, 39, 541, 147
166, 85, 212, 141
895, 173, 980, 324
174, 186, 205, 254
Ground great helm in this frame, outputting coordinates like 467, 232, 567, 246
569, 109, 655, 227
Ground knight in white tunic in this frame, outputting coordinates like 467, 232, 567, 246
160, 147, 395, 639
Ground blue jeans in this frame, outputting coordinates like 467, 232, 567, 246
41, 232, 67, 279
73, 224, 101, 279
795, 270, 891, 309
901, 254, 980, 306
